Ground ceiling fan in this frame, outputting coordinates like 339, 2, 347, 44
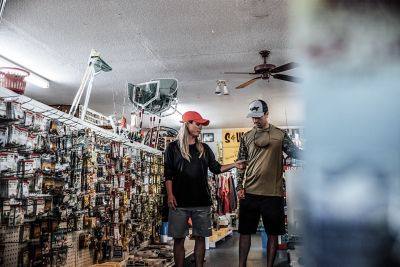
224, 50, 301, 89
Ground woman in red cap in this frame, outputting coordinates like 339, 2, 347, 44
164, 111, 245, 267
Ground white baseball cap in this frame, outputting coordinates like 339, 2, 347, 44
246, 99, 268, 118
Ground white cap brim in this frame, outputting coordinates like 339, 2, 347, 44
246, 112, 264, 118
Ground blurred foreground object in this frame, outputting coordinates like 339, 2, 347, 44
293, 1, 400, 266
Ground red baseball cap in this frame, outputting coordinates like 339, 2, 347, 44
181, 111, 210, 126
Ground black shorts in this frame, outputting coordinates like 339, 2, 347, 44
238, 193, 285, 235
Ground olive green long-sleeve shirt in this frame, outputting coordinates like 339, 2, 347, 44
236, 125, 302, 196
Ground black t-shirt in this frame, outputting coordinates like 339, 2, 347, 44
164, 141, 222, 207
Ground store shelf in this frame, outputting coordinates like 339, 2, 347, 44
288, 245, 304, 267
0, 87, 161, 155
208, 228, 233, 248
163, 239, 195, 267
0, 86, 164, 266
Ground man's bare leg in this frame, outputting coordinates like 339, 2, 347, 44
267, 235, 278, 267
239, 234, 251, 267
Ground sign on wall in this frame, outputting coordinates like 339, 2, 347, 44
222, 128, 251, 164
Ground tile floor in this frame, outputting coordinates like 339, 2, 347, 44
185, 232, 290, 267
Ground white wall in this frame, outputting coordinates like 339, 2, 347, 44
203, 125, 304, 159
201, 128, 222, 157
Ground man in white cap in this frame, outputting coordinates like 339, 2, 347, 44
236, 99, 302, 267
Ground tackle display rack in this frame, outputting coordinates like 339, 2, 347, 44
0, 87, 166, 267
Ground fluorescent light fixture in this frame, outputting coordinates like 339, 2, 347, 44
25, 74, 49, 89
0, 55, 50, 88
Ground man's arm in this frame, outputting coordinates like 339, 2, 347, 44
282, 132, 303, 159
236, 136, 248, 193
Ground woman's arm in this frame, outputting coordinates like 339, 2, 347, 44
165, 180, 177, 210
220, 160, 246, 173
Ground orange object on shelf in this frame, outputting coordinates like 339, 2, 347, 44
278, 243, 288, 250
0, 67, 29, 94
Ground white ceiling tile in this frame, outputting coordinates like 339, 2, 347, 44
0, 0, 303, 129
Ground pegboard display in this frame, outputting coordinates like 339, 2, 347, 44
64, 232, 76, 267
1, 226, 20, 266
0, 92, 165, 267
64, 231, 93, 267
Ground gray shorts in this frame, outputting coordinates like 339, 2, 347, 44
168, 206, 212, 238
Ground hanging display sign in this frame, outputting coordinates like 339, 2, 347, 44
222, 128, 250, 164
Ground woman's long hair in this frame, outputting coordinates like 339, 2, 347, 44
177, 122, 204, 161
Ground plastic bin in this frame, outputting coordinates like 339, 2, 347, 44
261, 228, 268, 249
161, 222, 168, 235
161, 222, 169, 243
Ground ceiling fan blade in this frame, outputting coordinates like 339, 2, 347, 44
272, 74, 301, 83
223, 71, 257, 75
235, 76, 262, 89
270, 62, 299, 73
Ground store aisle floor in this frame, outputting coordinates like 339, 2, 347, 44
187, 232, 290, 266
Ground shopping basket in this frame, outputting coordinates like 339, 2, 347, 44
0, 67, 30, 94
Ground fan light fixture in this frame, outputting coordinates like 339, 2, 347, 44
216, 80, 229, 95
223, 50, 301, 89
215, 84, 222, 95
